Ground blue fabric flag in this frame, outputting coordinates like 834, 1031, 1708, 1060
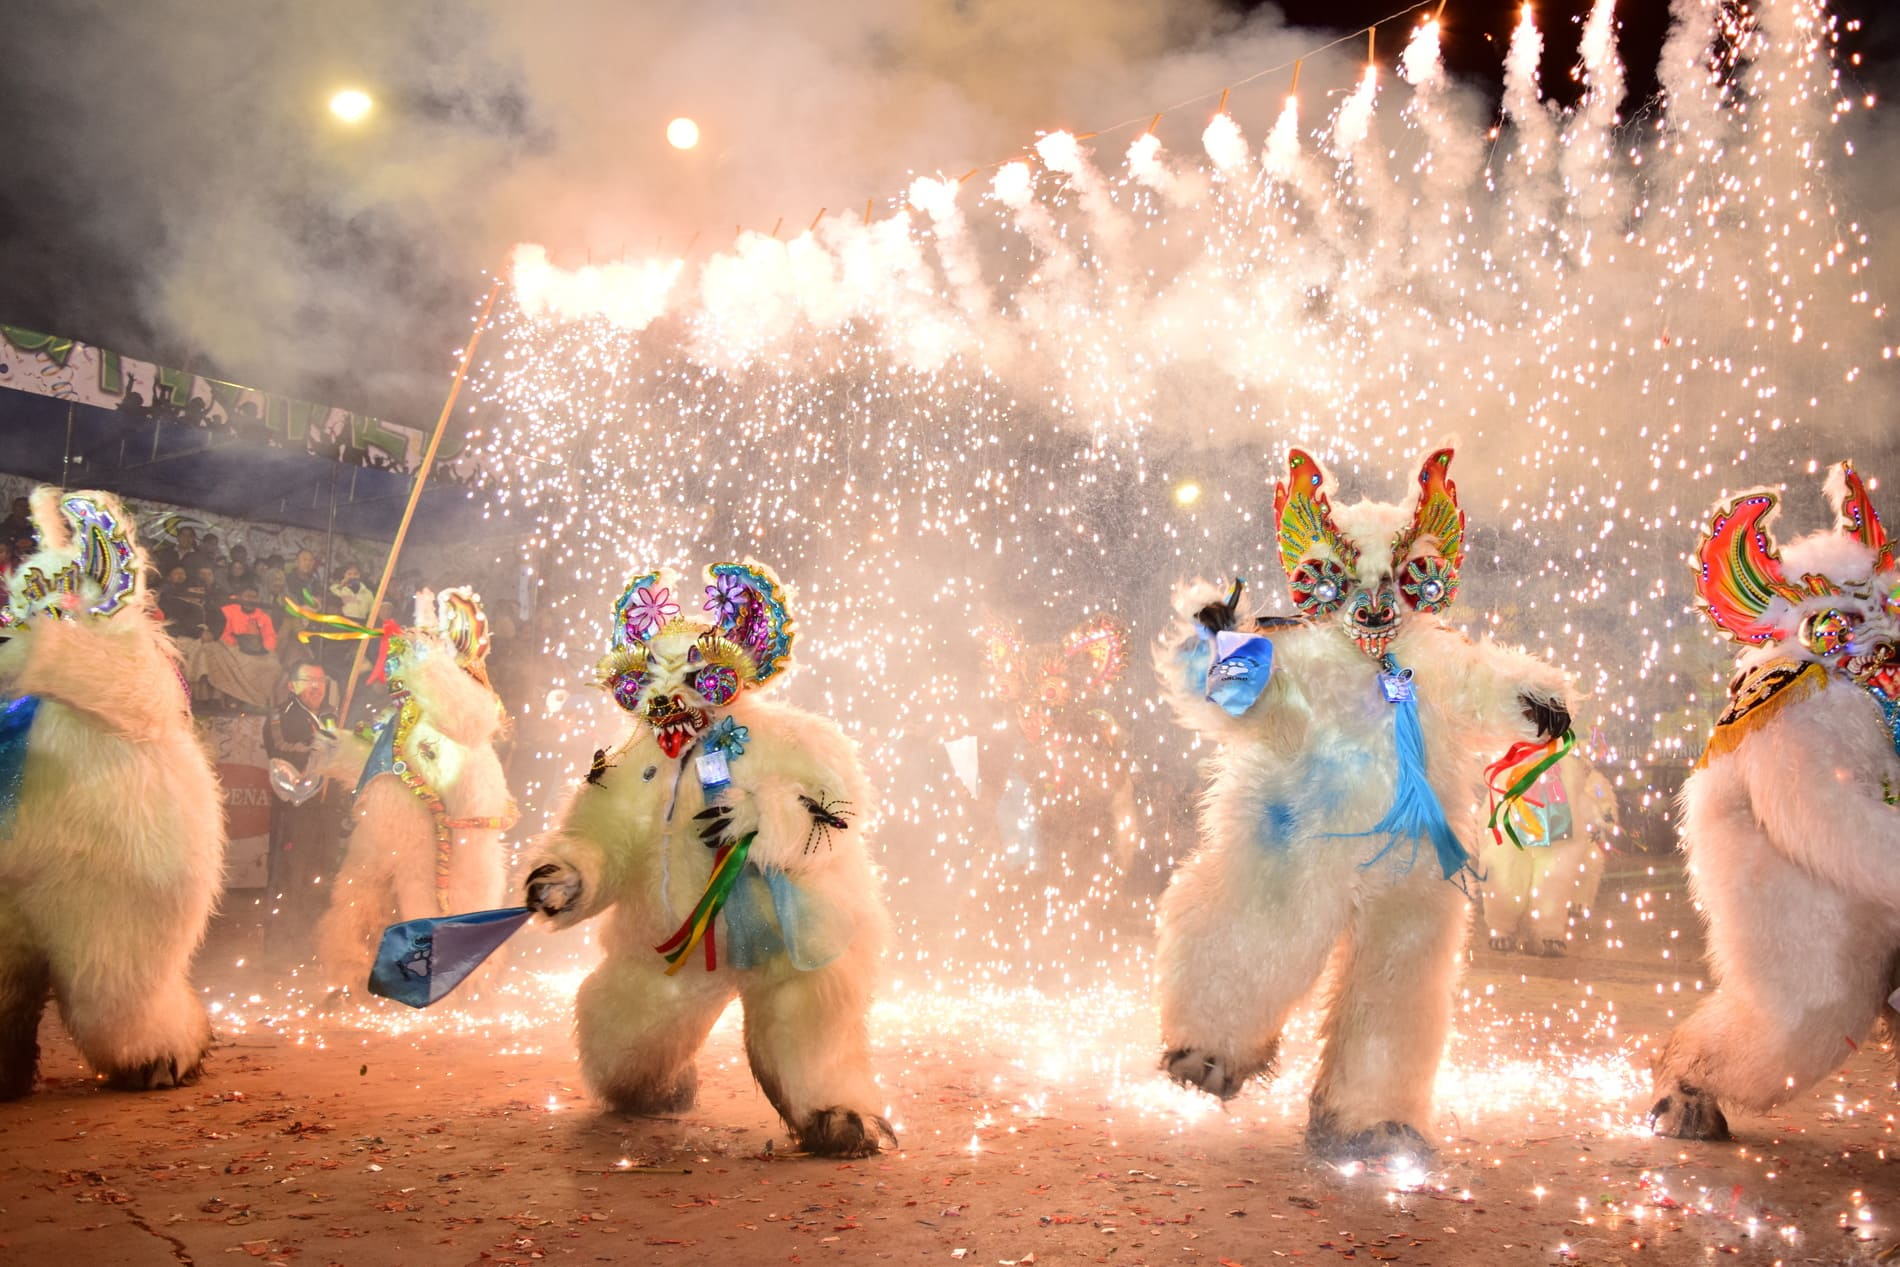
722, 865, 851, 971
0, 695, 40, 839
356, 712, 399, 796
1206, 631, 1275, 716
368, 906, 531, 1007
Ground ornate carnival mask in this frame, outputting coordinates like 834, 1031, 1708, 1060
1694, 460, 1900, 693
0, 488, 141, 638
405, 586, 494, 685
596, 561, 795, 758
979, 614, 1128, 740
1272, 447, 1466, 660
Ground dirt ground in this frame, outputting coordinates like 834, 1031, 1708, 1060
1, 861, 1895, 1267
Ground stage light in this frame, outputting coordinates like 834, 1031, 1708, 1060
329, 88, 374, 125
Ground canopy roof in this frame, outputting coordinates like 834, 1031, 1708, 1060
0, 326, 498, 544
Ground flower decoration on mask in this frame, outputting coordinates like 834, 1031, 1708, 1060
621, 581, 681, 643
705, 715, 750, 759
0, 490, 142, 632
597, 561, 797, 758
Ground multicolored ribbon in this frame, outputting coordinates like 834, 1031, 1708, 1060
654, 832, 756, 975
283, 599, 399, 683
1485, 728, 1577, 851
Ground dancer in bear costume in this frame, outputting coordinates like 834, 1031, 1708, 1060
0, 489, 223, 1095
1478, 743, 1620, 956
1155, 448, 1570, 1157
314, 587, 517, 995
523, 562, 894, 1158
1651, 462, 1900, 1140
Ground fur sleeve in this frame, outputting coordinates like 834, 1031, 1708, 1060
16, 616, 187, 743
406, 647, 505, 747
722, 706, 877, 875
1723, 688, 1900, 908
528, 780, 632, 927
1421, 624, 1572, 745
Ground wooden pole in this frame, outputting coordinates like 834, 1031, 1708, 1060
338, 274, 506, 724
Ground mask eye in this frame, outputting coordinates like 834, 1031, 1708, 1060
1399, 556, 1457, 613
1799, 607, 1858, 658
691, 664, 739, 706
1290, 558, 1349, 615
602, 647, 650, 713
609, 670, 649, 712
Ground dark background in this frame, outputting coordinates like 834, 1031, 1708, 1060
0, 0, 1889, 425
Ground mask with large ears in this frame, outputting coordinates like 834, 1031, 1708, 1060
405, 585, 495, 686
980, 614, 1128, 737
0, 488, 142, 642
595, 561, 795, 758
1272, 447, 1466, 660
1693, 460, 1900, 692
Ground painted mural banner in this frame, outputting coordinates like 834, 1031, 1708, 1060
206, 714, 271, 890
0, 325, 482, 479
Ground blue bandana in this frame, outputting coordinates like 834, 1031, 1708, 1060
357, 712, 399, 796
0, 696, 41, 839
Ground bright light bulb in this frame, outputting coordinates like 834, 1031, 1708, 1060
1174, 482, 1202, 506
666, 116, 700, 150
328, 88, 373, 124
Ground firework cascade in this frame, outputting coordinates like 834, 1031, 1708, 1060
470, 0, 1887, 982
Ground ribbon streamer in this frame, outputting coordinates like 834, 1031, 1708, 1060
1485, 728, 1577, 851
654, 832, 757, 975
284, 598, 399, 683
1352, 668, 1477, 888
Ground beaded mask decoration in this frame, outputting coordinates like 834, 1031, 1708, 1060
1693, 460, 1900, 696
0, 488, 141, 635
1271, 447, 1467, 660
596, 561, 795, 759
405, 586, 494, 686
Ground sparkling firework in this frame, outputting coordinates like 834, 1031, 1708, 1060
463, 0, 1881, 1063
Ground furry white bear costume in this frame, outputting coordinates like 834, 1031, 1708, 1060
524, 562, 894, 1158
1651, 462, 1900, 1140
1478, 745, 1620, 956
0, 489, 223, 1095
1155, 449, 1570, 1158
315, 588, 517, 993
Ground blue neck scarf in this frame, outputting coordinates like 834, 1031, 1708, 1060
0, 696, 42, 839
1350, 655, 1477, 890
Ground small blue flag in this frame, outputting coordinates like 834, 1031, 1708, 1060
367, 906, 531, 1007
1205, 631, 1274, 716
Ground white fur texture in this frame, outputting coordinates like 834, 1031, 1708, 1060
529, 692, 892, 1149
1154, 575, 1567, 1149
0, 491, 224, 1095
1656, 520, 1900, 1124
315, 632, 514, 992
1478, 754, 1619, 954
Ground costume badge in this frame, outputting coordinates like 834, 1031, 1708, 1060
1378, 667, 1416, 703
696, 749, 732, 792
